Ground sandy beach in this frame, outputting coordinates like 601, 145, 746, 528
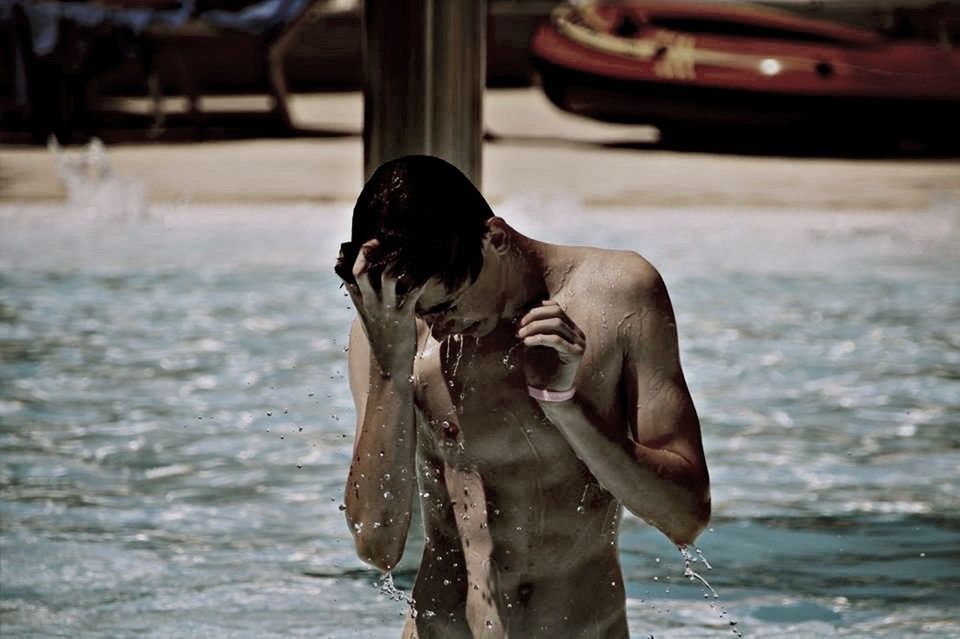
2, 88, 959, 210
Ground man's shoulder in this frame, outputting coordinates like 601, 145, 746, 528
565, 246, 664, 303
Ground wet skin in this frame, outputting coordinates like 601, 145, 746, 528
343, 219, 710, 639
401, 315, 630, 638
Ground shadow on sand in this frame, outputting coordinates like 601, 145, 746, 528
5, 111, 959, 160
484, 126, 960, 161
0, 108, 359, 146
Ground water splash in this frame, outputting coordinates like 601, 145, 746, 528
501, 340, 523, 369
47, 135, 147, 219
677, 545, 742, 637
449, 335, 465, 378
680, 545, 718, 598
378, 571, 416, 616
576, 484, 589, 514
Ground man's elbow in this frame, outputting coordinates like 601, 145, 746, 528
347, 515, 408, 572
670, 487, 711, 548
354, 535, 404, 573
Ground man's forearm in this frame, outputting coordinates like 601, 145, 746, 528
538, 397, 710, 547
344, 370, 418, 571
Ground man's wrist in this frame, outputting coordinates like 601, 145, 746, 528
527, 385, 576, 402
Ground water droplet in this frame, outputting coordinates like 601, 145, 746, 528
338, 503, 346, 511
485, 620, 493, 629
383, 491, 393, 500
443, 579, 451, 586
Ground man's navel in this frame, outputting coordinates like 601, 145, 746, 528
516, 582, 534, 607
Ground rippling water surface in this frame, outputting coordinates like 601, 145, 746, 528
1, 199, 958, 638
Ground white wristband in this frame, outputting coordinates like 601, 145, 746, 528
527, 385, 576, 402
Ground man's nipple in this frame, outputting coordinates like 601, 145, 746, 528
441, 420, 460, 439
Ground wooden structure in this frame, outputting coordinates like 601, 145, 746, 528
141, 0, 333, 131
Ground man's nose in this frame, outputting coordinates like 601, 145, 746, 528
430, 316, 457, 337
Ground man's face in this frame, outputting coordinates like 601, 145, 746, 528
415, 272, 500, 341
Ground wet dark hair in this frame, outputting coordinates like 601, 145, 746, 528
336, 155, 493, 292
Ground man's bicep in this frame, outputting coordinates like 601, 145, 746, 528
621, 280, 703, 462
631, 365, 702, 463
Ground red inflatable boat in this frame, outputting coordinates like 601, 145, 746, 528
530, 2, 960, 137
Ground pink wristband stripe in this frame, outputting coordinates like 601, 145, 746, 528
527, 385, 576, 402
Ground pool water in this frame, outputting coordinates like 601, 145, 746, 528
1, 197, 958, 638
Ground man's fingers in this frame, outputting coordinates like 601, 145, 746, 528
521, 333, 585, 357
352, 239, 380, 301
517, 317, 582, 344
343, 281, 364, 310
396, 281, 426, 312
519, 300, 567, 325
519, 301, 585, 362
518, 302, 585, 342
380, 266, 425, 312
349, 241, 424, 315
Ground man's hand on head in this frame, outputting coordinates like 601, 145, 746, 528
517, 300, 586, 398
343, 239, 424, 378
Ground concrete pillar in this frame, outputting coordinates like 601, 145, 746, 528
362, 0, 486, 186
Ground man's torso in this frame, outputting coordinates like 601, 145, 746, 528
405, 248, 638, 638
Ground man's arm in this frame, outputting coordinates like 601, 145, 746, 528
341, 241, 424, 571
343, 318, 418, 571
521, 260, 710, 547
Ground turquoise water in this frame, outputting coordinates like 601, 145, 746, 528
1, 199, 958, 638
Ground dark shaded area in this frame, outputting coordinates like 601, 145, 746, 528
530, 54, 960, 157
606, 126, 960, 160
3, 0, 958, 160
0, 0, 554, 145
484, 126, 960, 161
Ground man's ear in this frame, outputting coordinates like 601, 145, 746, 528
484, 217, 509, 256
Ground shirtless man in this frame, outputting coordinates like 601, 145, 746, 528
338, 155, 710, 638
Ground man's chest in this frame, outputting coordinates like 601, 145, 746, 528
411, 320, 623, 468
